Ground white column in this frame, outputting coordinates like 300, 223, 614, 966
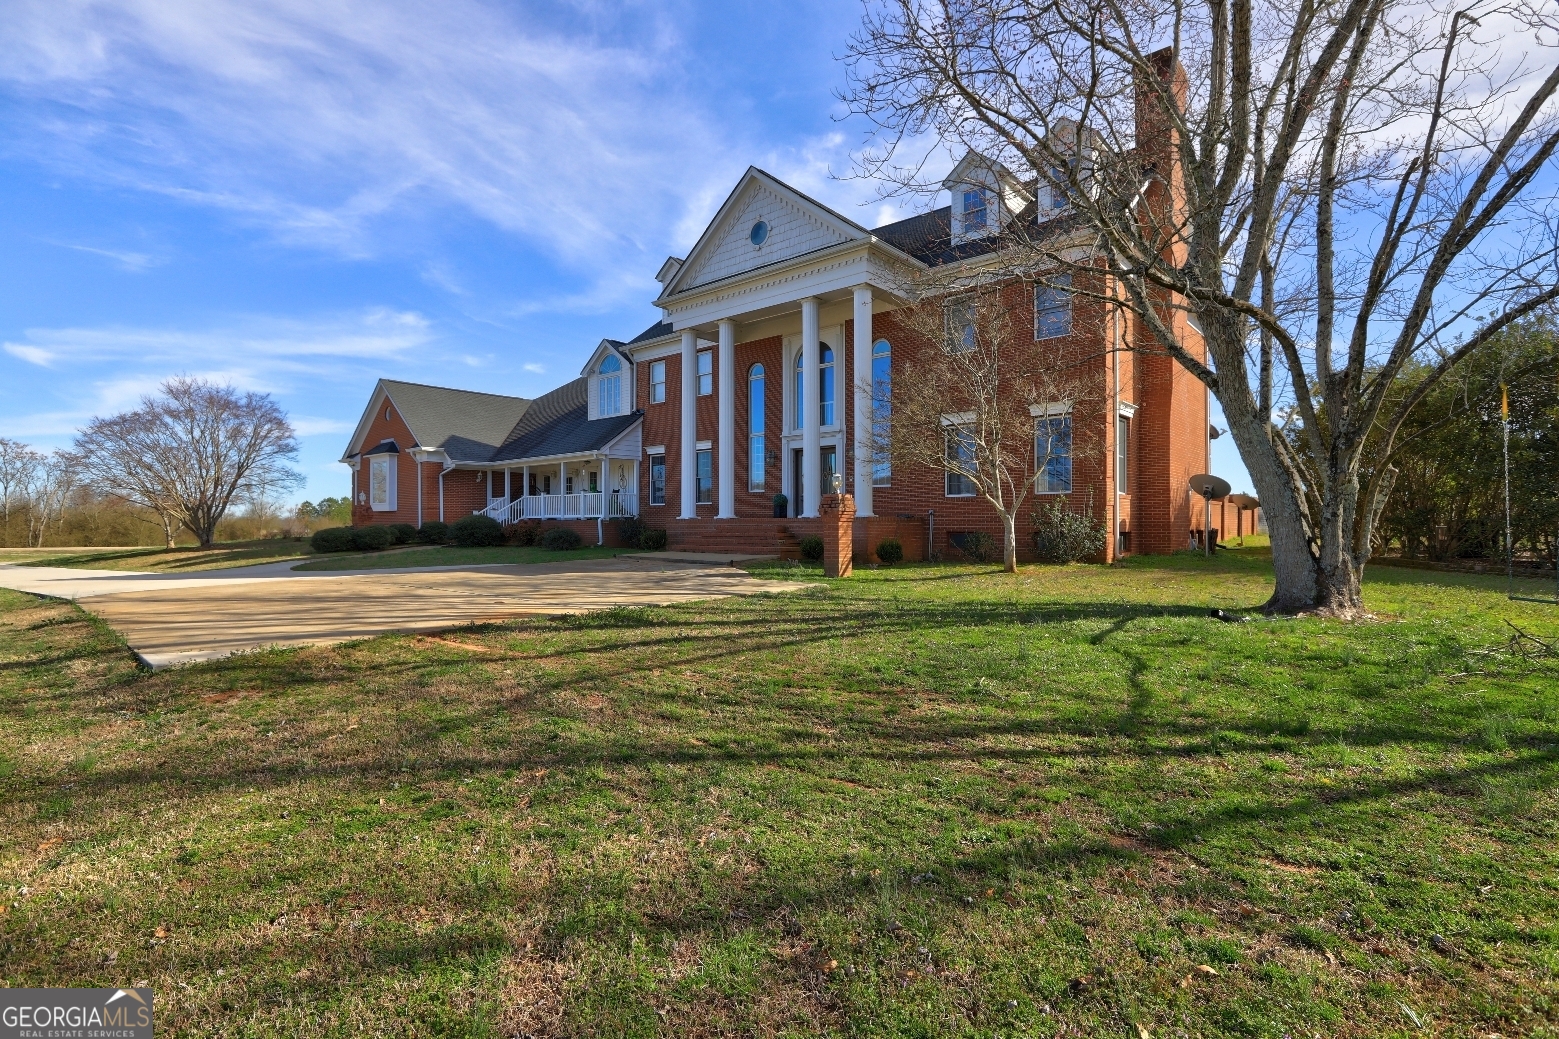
559, 460, 567, 500
504, 468, 511, 501
800, 298, 821, 518
852, 285, 875, 518
717, 319, 737, 519
680, 328, 698, 518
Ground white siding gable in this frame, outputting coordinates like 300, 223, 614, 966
679, 181, 858, 291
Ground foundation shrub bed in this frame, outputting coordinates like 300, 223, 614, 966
508, 523, 541, 547
414, 521, 450, 546
351, 525, 392, 552
450, 515, 505, 548
1031, 500, 1109, 564
875, 538, 904, 564
386, 523, 417, 546
309, 526, 356, 553
539, 527, 583, 551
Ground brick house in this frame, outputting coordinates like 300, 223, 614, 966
343, 63, 1226, 559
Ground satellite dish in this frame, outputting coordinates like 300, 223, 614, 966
1227, 493, 1259, 509
1188, 474, 1232, 500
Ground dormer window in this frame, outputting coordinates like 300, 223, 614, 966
961, 188, 989, 233
597, 353, 623, 417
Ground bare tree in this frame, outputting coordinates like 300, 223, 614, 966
845, 0, 1559, 614
872, 279, 1100, 571
73, 378, 302, 548
0, 438, 43, 546
23, 451, 78, 548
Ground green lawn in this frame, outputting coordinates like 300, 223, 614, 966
1, 548, 1556, 1037
292, 544, 625, 571
13, 539, 316, 572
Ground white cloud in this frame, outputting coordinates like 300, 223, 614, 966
292, 416, 352, 436
522, 362, 546, 374
44, 240, 164, 271
4, 343, 56, 367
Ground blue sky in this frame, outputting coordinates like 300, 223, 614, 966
0, 0, 1253, 504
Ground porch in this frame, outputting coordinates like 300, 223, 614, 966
478, 490, 640, 524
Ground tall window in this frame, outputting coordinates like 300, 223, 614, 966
650, 360, 667, 403
1035, 276, 1073, 339
1037, 413, 1072, 493
794, 351, 804, 430
946, 302, 977, 353
597, 353, 623, 417
945, 425, 976, 497
1050, 165, 1070, 209
649, 455, 666, 505
695, 449, 712, 504
697, 350, 713, 396
749, 364, 766, 492
871, 339, 891, 486
819, 345, 835, 426
1116, 414, 1130, 494
962, 188, 988, 232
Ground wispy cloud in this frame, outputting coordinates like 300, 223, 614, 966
522, 362, 545, 374
43, 239, 164, 272
4, 343, 56, 367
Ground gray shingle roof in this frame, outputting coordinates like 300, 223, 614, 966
491, 378, 641, 463
872, 203, 1081, 267
628, 320, 673, 344
379, 380, 533, 463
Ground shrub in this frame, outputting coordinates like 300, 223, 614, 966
1031, 499, 1107, 563
386, 523, 416, 546
799, 535, 824, 561
876, 538, 904, 564
773, 493, 788, 510
416, 521, 450, 545
310, 526, 356, 553
352, 525, 393, 551
508, 522, 540, 547
637, 527, 668, 551
615, 516, 646, 548
451, 514, 506, 547
954, 530, 999, 563
539, 527, 583, 551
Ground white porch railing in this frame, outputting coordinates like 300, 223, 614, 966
478, 490, 638, 524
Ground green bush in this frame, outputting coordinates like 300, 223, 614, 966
876, 538, 904, 564
416, 521, 450, 545
352, 525, 393, 551
951, 530, 998, 563
508, 523, 540, 547
615, 516, 646, 548
799, 535, 824, 561
310, 526, 356, 553
451, 514, 506, 547
637, 527, 668, 551
1031, 499, 1107, 563
539, 527, 583, 551
386, 523, 417, 545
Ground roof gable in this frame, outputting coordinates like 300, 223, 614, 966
662, 168, 870, 297
374, 380, 533, 462
580, 339, 629, 377
491, 377, 642, 463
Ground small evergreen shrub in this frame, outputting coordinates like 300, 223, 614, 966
508, 523, 540, 547
876, 538, 904, 564
310, 526, 356, 553
386, 523, 416, 545
637, 527, 668, 551
352, 525, 393, 551
1031, 499, 1107, 563
955, 530, 999, 563
415, 521, 450, 545
772, 493, 788, 510
799, 535, 824, 561
539, 527, 583, 551
615, 516, 646, 548
451, 514, 506, 547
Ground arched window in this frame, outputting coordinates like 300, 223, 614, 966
597, 352, 623, 417
819, 345, 835, 426
748, 364, 766, 492
871, 338, 891, 486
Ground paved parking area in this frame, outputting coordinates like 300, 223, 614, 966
0, 558, 810, 668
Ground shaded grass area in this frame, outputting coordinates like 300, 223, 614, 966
292, 544, 625, 571
15, 539, 315, 572
1, 549, 1557, 1037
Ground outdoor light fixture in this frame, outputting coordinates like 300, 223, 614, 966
831, 472, 843, 494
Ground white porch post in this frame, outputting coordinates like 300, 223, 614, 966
559, 460, 567, 502
487, 470, 493, 503
504, 468, 511, 500
679, 328, 698, 519
852, 285, 875, 517
717, 318, 737, 519
522, 465, 530, 499
800, 297, 821, 518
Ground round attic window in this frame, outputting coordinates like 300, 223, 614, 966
749, 220, 769, 246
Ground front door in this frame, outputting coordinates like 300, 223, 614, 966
791, 449, 804, 516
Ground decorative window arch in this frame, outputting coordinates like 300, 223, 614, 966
597, 352, 623, 417
793, 343, 837, 428
748, 364, 766, 492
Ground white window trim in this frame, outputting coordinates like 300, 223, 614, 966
368, 454, 398, 511
644, 444, 666, 455
649, 360, 668, 404
694, 440, 712, 450
1029, 402, 1074, 418
696, 349, 713, 396
1117, 401, 1139, 418
941, 412, 976, 426
1034, 408, 1074, 496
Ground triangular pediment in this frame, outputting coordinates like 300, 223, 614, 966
662, 169, 870, 297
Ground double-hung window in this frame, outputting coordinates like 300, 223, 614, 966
649, 360, 667, 403
1116, 414, 1130, 494
946, 302, 977, 354
1036, 412, 1072, 493
649, 455, 666, 505
697, 350, 713, 396
962, 188, 988, 233
945, 424, 977, 497
695, 449, 712, 504
597, 353, 623, 416
871, 339, 891, 486
1035, 276, 1073, 339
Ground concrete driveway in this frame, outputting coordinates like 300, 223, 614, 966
0, 557, 811, 668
